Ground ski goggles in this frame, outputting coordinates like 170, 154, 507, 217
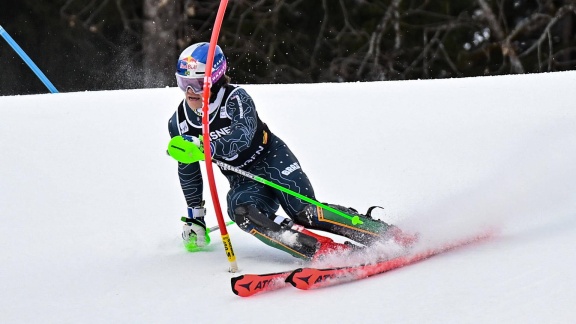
175, 73, 205, 94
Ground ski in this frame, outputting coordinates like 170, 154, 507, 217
231, 270, 292, 297
231, 230, 494, 296
286, 231, 494, 290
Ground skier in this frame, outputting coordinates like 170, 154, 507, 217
167, 42, 414, 260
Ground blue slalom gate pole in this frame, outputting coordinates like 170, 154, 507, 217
0, 25, 59, 93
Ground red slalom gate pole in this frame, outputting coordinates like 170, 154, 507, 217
201, 0, 238, 273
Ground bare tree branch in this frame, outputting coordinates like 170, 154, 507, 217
520, 4, 576, 60
358, 0, 402, 79
477, 0, 525, 73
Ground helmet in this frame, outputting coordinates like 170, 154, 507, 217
175, 42, 227, 93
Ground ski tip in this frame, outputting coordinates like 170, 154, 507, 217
231, 275, 245, 296
231, 271, 294, 297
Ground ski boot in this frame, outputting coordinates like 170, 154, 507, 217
294, 204, 418, 248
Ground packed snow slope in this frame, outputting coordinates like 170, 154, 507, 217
1, 72, 575, 323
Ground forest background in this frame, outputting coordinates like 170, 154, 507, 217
1, 0, 575, 95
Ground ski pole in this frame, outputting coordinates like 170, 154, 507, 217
208, 220, 235, 233
167, 136, 364, 226
213, 159, 364, 226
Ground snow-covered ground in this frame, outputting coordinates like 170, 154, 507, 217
1, 72, 575, 323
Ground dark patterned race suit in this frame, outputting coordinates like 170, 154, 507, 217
168, 84, 390, 259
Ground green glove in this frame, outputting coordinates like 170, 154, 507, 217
167, 135, 205, 164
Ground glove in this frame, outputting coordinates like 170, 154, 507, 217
181, 206, 211, 252
167, 135, 205, 164
181, 135, 203, 149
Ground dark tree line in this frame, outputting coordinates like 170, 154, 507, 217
1, 0, 575, 95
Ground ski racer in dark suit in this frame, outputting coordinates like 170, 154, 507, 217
168, 42, 415, 259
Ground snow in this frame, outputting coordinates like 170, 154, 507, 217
1, 71, 576, 323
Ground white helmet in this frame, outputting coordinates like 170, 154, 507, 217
175, 42, 227, 93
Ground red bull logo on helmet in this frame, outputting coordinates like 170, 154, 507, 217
179, 56, 199, 74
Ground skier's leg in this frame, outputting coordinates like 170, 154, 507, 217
251, 137, 397, 246
295, 204, 419, 247
293, 204, 393, 245
226, 175, 353, 260
233, 204, 359, 260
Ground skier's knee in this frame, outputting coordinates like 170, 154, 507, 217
233, 205, 281, 232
